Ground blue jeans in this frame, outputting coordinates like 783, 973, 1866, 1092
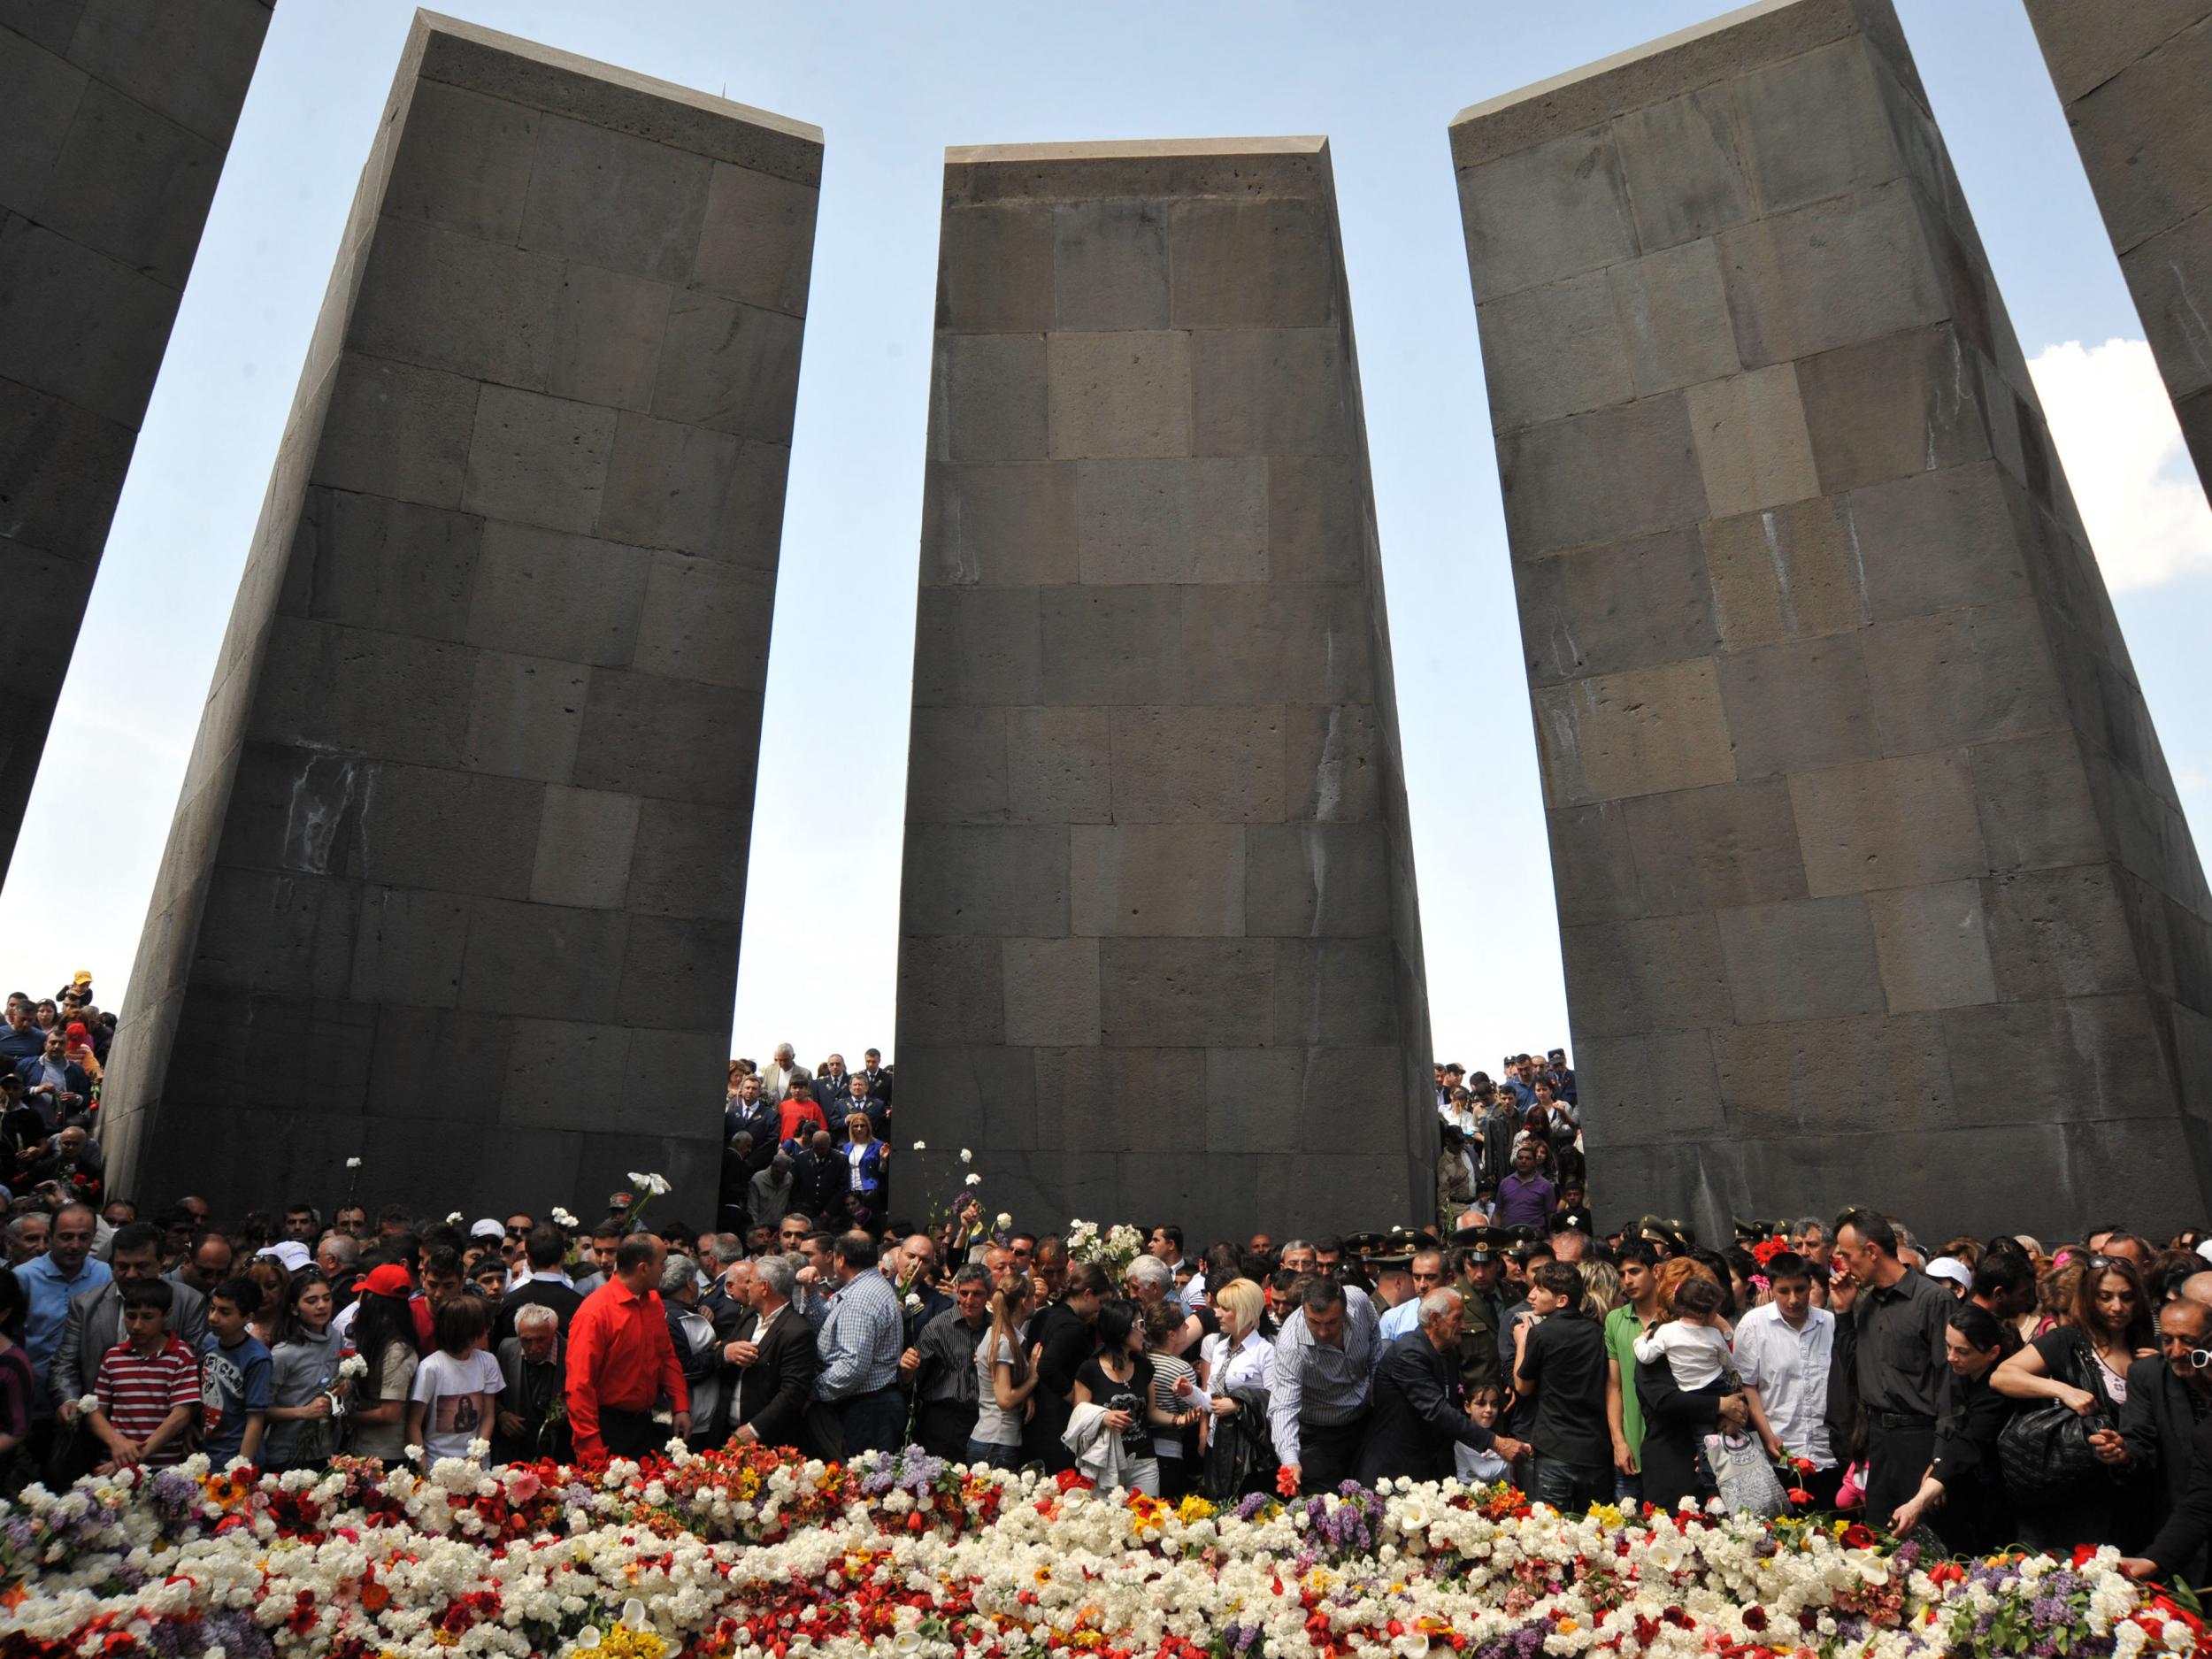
965, 1438, 1022, 1470
841, 1387, 905, 1456
1614, 1470, 1643, 1505
1533, 1456, 1610, 1513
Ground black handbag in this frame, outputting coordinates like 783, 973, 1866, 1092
1995, 1333, 2114, 1502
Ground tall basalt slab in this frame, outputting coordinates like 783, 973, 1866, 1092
1451, 0, 2212, 1240
0, 0, 273, 879
101, 12, 818, 1220
896, 139, 1435, 1241
2023, 0, 2212, 503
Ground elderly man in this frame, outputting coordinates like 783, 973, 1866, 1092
902, 1263, 991, 1457
5, 1210, 50, 1266
814, 1232, 906, 1455
760, 1043, 798, 1108
728, 1255, 818, 1448
1267, 1277, 1383, 1494
1125, 1255, 1201, 1356
494, 1302, 570, 1464
317, 1233, 361, 1302
1357, 1288, 1527, 1483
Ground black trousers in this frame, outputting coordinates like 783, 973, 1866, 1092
1298, 1413, 1368, 1495
1863, 1418, 1935, 1527
1797, 1461, 1847, 1511
600, 1406, 663, 1459
915, 1400, 976, 1462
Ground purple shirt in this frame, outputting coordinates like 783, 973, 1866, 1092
1493, 1171, 1555, 1231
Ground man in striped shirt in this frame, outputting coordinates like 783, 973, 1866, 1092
88, 1280, 200, 1471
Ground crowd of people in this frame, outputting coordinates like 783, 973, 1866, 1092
6, 996, 2212, 1586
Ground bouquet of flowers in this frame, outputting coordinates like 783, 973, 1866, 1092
1066, 1218, 1145, 1276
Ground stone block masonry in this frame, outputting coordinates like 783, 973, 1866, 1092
1452, 0, 2212, 1240
897, 139, 1436, 1243
2023, 0, 2212, 503
99, 12, 819, 1221
0, 0, 273, 880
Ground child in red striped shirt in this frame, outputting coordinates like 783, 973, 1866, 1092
88, 1279, 200, 1471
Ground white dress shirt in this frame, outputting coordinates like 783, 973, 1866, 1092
1730, 1301, 1836, 1469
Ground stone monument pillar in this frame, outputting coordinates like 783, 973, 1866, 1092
0, 0, 273, 879
2022, 0, 2212, 500
101, 13, 818, 1219
895, 139, 1435, 1242
1449, 0, 2212, 1239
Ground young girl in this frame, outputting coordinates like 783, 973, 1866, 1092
1073, 1298, 1188, 1495
1632, 1274, 1740, 1393
345, 1268, 420, 1463
1457, 1383, 1510, 1486
264, 1272, 347, 1472
1143, 1299, 1201, 1498
407, 1294, 503, 1466
968, 1280, 1042, 1470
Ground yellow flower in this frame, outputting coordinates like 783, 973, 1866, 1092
604, 1629, 667, 1659
1177, 1494, 1217, 1523
1587, 1503, 1625, 1529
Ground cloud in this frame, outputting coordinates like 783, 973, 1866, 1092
2028, 337, 2212, 593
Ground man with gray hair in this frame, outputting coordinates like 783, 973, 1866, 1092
728, 1254, 817, 1448
661, 1256, 721, 1445
494, 1301, 567, 1465
1357, 1288, 1527, 1483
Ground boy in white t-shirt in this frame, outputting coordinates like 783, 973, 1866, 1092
406, 1294, 503, 1464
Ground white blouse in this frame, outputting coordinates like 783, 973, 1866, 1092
1202, 1327, 1274, 1397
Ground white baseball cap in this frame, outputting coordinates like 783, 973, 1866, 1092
257, 1240, 312, 1273
1924, 1257, 1972, 1290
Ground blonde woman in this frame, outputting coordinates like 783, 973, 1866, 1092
1580, 1258, 1624, 1321
1198, 1278, 1274, 1500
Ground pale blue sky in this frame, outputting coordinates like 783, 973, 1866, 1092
8, 0, 2208, 1069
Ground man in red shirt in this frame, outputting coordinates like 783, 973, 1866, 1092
565, 1233, 689, 1462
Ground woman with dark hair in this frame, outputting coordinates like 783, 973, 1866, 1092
264, 1271, 347, 1472
1889, 1303, 2018, 1554
1993, 1254, 2155, 1550
345, 1267, 420, 1463
0, 1265, 33, 1490
1072, 1296, 1164, 1494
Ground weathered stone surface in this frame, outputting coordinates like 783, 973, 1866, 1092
102, 17, 818, 1221
2025, 2, 2212, 507
0, 0, 270, 880
898, 141, 1432, 1240
1454, 0, 2212, 1239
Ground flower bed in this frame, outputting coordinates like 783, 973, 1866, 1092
1, 1446, 2204, 1659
